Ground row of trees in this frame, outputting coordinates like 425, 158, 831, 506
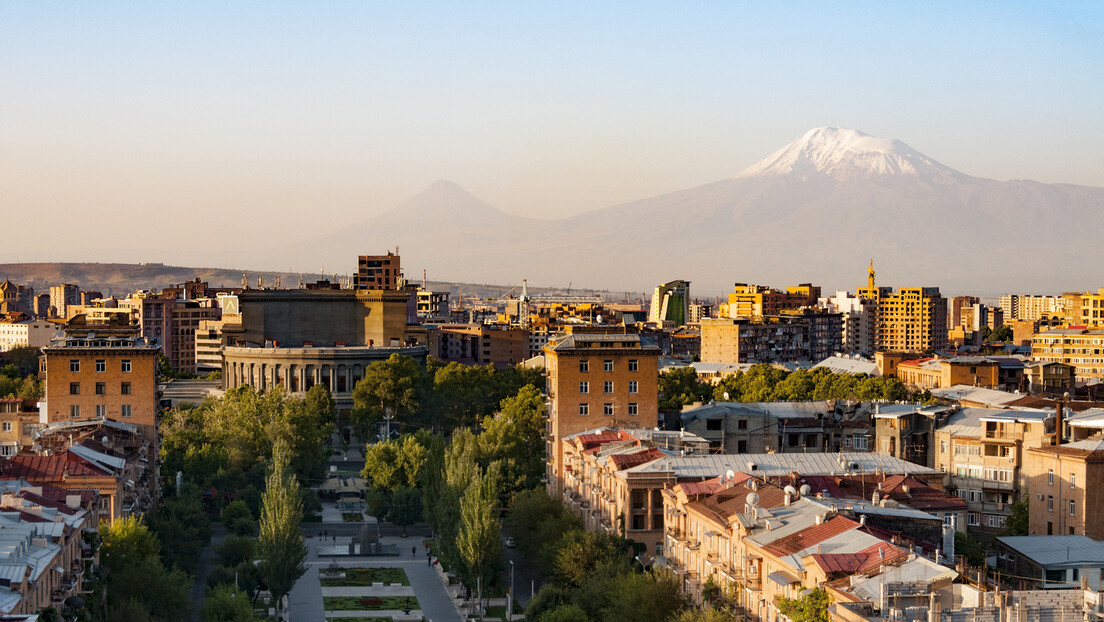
0, 346, 42, 399
659, 365, 917, 409
350, 355, 545, 438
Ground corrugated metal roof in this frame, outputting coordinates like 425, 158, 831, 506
619, 451, 942, 480
997, 536, 1104, 567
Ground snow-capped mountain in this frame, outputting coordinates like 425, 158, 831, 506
302, 129, 1104, 296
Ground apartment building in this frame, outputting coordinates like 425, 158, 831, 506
543, 328, 660, 497
856, 264, 947, 353
1024, 439, 1104, 538
720, 283, 820, 319
1032, 327, 1104, 382
0, 398, 41, 456
934, 407, 1052, 534
649, 280, 691, 326
819, 290, 876, 356
0, 318, 61, 352
429, 323, 529, 368
872, 403, 956, 468
1000, 294, 1071, 322
699, 312, 842, 364
40, 334, 160, 442
48, 284, 80, 320
354, 251, 401, 290
895, 356, 1000, 390
688, 302, 714, 324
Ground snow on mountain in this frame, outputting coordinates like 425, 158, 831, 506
733, 127, 960, 181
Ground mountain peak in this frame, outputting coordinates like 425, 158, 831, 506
734, 127, 960, 181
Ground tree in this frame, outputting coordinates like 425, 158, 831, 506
257, 440, 307, 617
147, 488, 212, 573
351, 354, 428, 440
431, 363, 501, 431
221, 500, 256, 536
775, 587, 831, 622
670, 609, 740, 622
388, 486, 423, 536
99, 517, 191, 622
203, 584, 256, 622
456, 463, 501, 591
539, 603, 590, 622
216, 535, 258, 568
361, 434, 428, 491
659, 367, 712, 410
553, 531, 629, 588
3, 346, 41, 377
479, 385, 547, 501
101, 515, 160, 571
1007, 494, 1029, 536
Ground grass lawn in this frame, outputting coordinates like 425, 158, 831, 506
323, 595, 419, 611
484, 605, 508, 620
320, 567, 410, 587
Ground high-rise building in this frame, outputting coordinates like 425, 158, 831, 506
819, 290, 876, 356
856, 262, 947, 353
543, 327, 659, 496
699, 310, 842, 364
49, 284, 80, 319
648, 280, 690, 325
354, 252, 401, 290
999, 294, 1070, 322
721, 283, 820, 318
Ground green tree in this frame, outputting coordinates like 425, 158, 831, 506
388, 486, 423, 536
215, 535, 258, 568
1007, 494, 1029, 536
101, 515, 160, 571
456, 463, 501, 590
221, 499, 256, 536
351, 354, 428, 440
3, 345, 41, 377
540, 603, 591, 622
361, 434, 428, 491
257, 440, 307, 617
670, 609, 740, 622
553, 530, 629, 588
203, 584, 256, 622
776, 587, 831, 622
659, 366, 712, 410
431, 362, 501, 431
478, 384, 547, 501
99, 517, 191, 622
147, 488, 212, 573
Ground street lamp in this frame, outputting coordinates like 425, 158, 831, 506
507, 560, 515, 618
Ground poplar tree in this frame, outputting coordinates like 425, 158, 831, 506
258, 439, 307, 616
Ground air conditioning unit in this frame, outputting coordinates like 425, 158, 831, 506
1037, 493, 1044, 500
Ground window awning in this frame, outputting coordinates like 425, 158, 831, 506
768, 570, 799, 586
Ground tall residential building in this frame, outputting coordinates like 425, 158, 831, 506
947, 296, 981, 332
1031, 327, 1104, 382
1025, 440, 1104, 538
1076, 289, 1104, 327
699, 311, 842, 364
41, 333, 160, 442
49, 284, 80, 319
354, 252, 401, 290
819, 290, 876, 356
543, 327, 660, 496
648, 280, 690, 325
856, 263, 947, 353
720, 283, 820, 318
1000, 294, 1070, 322
33, 293, 51, 317
687, 302, 714, 323
0, 318, 62, 351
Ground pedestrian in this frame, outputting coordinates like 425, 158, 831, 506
412, 546, 416, 557
428, 556, 432, 567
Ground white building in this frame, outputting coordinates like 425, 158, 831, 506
819, 290, 875, 356
0, 319, 61, 352
649, 280, 691, 326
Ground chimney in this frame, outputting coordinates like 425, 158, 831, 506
1055, 399, 1065, 445
785, 493, 792, 506
859, 514, 866, 526
815, 513, 824, 525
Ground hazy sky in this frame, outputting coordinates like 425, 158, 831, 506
2, 2, 1102, 267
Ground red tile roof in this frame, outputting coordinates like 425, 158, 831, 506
765, 515, 860, 556
608, 448, 666, 470
806, 540, 908, 575
0, 453, 110, 482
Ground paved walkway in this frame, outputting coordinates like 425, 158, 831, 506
190, 524, 229, 622
288, 531, 461, 622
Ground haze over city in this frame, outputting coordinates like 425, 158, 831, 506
3, 2, 1103, 293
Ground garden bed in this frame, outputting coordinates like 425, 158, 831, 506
323, 595, 419, 611
342, 512, 363, 522
320, 567, 410, 587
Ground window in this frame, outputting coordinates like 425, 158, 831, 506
706, 419, 723, 431
1049, 469, 1054, 485
69, 382, 80, 395
737, 419, 748, 430
941, 440, 947, 454
69, 405, 80, 419
1, 423, 10, 432
95, 382, 106, 395
69, 360, 80, 373
121, 382, 131, 395
628, 403, 638, 416
1071, 473, 1076, 489
121, 405, 132, 418
1070, 500, 1076, 516
578, 381, 589, 394
1048, 495, 1054, 511
603, 360, 613, 372
603, 403, 614, 416
738, 440, 748, 453
579, 360, 589, 373
578, 404, 589, 416
628, 360, 638, 372
95, 405, 105, 418
0, 446, 13, 457
95, 360, 105, 373
121, 360, 132, 373
628, 381, 638, 394
853, 437, 868, 451
604, 381, 613, 394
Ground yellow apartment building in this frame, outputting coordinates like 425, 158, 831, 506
1025, 439, 1104, 538
895, 356, 1000, 390
1031, 327, 1104, 382
720, 283, 820, 319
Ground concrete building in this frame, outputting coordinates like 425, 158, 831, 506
699, 312, 842, 364
428, 323, 529, 368
995, 536, 1104, 590
1023, 361, 1075, 398
416, 290, 450, 318
0, 399, 39, 456
40, 334, 160, 442
948, 296, 981, 333
0, 318, 62, 352
1025, 439, 1104, 538
934, 407, 1052, 534
856, 263, 947, 353
649, 280, 691, 326
720, 283, 820, 319
354, 251, 401, 290
896, 356, 1001, 390
680, 400, 875, 455
543, 328, 660, 497
872, 403, 956, 468
48, 285, 80, 320
1031, 327, 1104, 383
33, 293, 51, 318
687, 302, 714, 323
819, 290, 876, 356
1000, 294, 1071, 322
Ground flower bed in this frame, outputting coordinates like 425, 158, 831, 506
323, 595, 418, 611
342, 512, 362, 522
320, 567, 410, 587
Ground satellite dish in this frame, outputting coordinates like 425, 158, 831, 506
596, 315, 603, 324
746, 492, 760, 506
799, 484, 812, 495
784, 485, 798, 497
725, 469, 736, 481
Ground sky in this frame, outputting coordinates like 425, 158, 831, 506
1, 2, 1102, 269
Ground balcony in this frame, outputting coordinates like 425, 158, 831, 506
980, 479, 1014, 491
666, 528, 687, 543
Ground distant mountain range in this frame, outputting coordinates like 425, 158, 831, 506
305, 127, 1104, 297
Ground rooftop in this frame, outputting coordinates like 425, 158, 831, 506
997, 535, 1104, 567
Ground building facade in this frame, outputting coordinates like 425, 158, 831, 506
1032, 328, 1104, 382
354, 252, 401, 290
649, 280, 691, 326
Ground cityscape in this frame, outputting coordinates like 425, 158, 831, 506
3, 3, 1104, 622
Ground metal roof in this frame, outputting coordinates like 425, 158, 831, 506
619, 451, 943, 480
996, 535, 1104, 568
